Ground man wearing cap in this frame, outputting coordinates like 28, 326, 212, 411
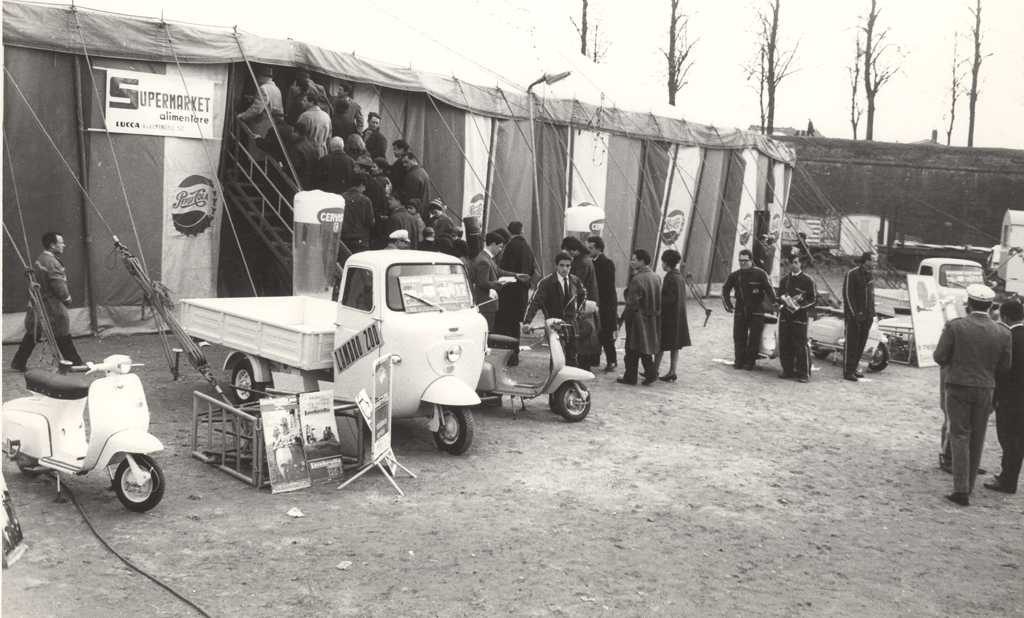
387, 196, 421, 250
985, 298, 1024, 495
842, 251, 877, 381
427, 199, 457, 240
933, 284, 1012, 506
236, 66, 283, 139
387, 229, 411, 250
363, 111, 388, 159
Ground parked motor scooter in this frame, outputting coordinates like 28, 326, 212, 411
2, 355, 165, 512
477, 318, 595, 422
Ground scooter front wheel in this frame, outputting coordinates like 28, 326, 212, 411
550, 381, 591, 423
432, 407, 474, 455
114, 454, 165, 513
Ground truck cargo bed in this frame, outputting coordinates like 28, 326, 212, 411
179, 296, 336, 370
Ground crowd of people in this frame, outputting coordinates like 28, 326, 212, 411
236, 66, 469, 259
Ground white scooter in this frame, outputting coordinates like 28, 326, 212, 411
2, 355, 165, 512
477, 318, 595, 422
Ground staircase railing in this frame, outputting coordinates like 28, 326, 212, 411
223, 125, 298, 235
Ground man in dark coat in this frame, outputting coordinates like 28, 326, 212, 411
842, 251, 876, 381
523, 252, 585, 367
316, 136, 354, 194
330, 83, 363, 138
495, 221, 536, 363
388, 139, 410, 189
588, 236, 618, 372
721, 248, 776, 370
561, 237, 599, 306
363, 112, 388, 159
933, 284, 1012, 506
12, 232, 83, 370
617, 249, 660, 386
777, 255, 817, 383
470, 232, 527, 330
985, 298, 1024, 495
388, 196, 422, 251
339, 175, 374, 254
398, 154, 431, 208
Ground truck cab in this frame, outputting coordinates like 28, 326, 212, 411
916, 257, 985, 304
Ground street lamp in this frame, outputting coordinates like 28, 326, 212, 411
526, 71, 571, 269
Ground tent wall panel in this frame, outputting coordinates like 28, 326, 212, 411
603, 135, 643, 287
376, 87, 407, 151
351, 84, 381, 122
684, 149, 729, 287
2, 47, 87, 320
533, 122, 569, 271
710, 152, 748, 284
633, 141, 671, 257
489, 119, 534, 240
654, 146, 702, 275
422, 98, 466, 216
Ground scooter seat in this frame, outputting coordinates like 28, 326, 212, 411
24, 370, 90, 400
487, 334, 519, 350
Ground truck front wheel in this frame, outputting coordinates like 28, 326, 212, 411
432, 406, 474, 455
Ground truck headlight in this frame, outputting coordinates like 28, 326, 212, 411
445, 344, 463, 363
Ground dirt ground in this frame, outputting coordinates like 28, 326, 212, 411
2, 300, 1022, 617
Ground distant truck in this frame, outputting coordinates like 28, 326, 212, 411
988, 210, 1024, 296
874, 257, 986, 317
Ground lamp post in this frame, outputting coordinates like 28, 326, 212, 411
526, 71, 571, 267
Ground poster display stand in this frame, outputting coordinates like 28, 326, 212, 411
907, 274, 962, 368
337, 355, 416, 496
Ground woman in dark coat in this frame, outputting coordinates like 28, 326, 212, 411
656, 249, 691, 382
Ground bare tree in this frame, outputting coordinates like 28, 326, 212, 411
664, 0, 697, 105
945, 37, 968, 146
966, 0, 987, 147
861, 0, 901, 141
848, 34, 864, 139
745, 0, 798, 135
571, 0, 607, 63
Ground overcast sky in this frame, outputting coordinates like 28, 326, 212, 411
32, 0, 1024, 149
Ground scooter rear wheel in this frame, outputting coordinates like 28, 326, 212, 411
550, 381, 591, 423
114, 454, 165, 513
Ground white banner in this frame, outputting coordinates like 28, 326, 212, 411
104, 67, 216, 138
654, 146, 702, 276
161, 64, 227, 299
463, 112, 493, 225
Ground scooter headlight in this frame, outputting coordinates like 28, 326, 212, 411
117, 361, 133, 374
445, 344, 463, 363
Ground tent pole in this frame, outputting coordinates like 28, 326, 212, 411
527, 93, 544, 266
72, 55, 98, 334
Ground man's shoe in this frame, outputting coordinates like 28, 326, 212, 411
797, 376, 809, 383
854, 370, 865, 378
843, 374, 859, 382
945, 492, 970, 506
743, 364, 755, 371
778, 372, 794, 379
616, 377, 637, 386
602, 363, 618, 373
983, 481, 1016, 494
641, 376, 657, 386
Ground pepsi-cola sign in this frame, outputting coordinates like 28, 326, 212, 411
170, 174, 216, 236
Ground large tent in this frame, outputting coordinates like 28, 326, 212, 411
2, 1, 795, 341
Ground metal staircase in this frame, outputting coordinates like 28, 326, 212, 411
219, 128, 299, 295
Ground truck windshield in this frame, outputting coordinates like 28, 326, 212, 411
386, 263, 473, 312
940, 264, 984, 288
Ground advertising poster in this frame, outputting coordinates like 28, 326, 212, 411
260, 397, 312, 493
298, 391, 345, 483
104, 67, 216, 139
371, 355, 394, 463
908, 274, 948, 368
